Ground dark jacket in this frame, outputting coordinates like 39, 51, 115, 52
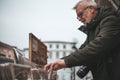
63, 7, 120, 80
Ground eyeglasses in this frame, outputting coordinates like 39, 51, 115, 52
77, 7, 88, 18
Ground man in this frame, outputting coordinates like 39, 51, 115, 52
44, 0, 120, 80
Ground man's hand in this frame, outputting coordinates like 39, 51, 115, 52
44, 59, 66, 72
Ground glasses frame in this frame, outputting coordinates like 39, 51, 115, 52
77, 7, 89, 18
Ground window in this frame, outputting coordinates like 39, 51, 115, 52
49, 44, 52, 48
63, 52, 66, 57
56, 52, 59, 58
56, 44, 59, 49
48, 52, 52, 59
63, 44, 66, 49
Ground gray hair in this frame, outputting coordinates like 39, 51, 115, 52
73, 0, 97, 10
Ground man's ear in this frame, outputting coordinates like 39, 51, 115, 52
88, 6, 95, 13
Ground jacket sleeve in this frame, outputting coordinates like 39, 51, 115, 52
63, 16, 120, 67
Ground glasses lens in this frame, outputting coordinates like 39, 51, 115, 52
77, 7, 88, 18
77, 12, 83, 17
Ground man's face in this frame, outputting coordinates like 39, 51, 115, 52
76, 4, 95, 25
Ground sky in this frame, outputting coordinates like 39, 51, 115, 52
0, 0, 86, 49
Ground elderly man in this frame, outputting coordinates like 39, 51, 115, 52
44, 0, 120, 80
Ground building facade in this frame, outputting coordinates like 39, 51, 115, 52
44, 41, 93, 80
44, 41, 76, 80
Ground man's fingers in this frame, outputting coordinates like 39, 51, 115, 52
44, 63, 51, 71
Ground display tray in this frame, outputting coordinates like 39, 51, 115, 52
0, 63, 50, 80
0, 63, 31, 80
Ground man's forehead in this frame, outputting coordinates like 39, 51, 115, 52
76, 3, 84, 12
